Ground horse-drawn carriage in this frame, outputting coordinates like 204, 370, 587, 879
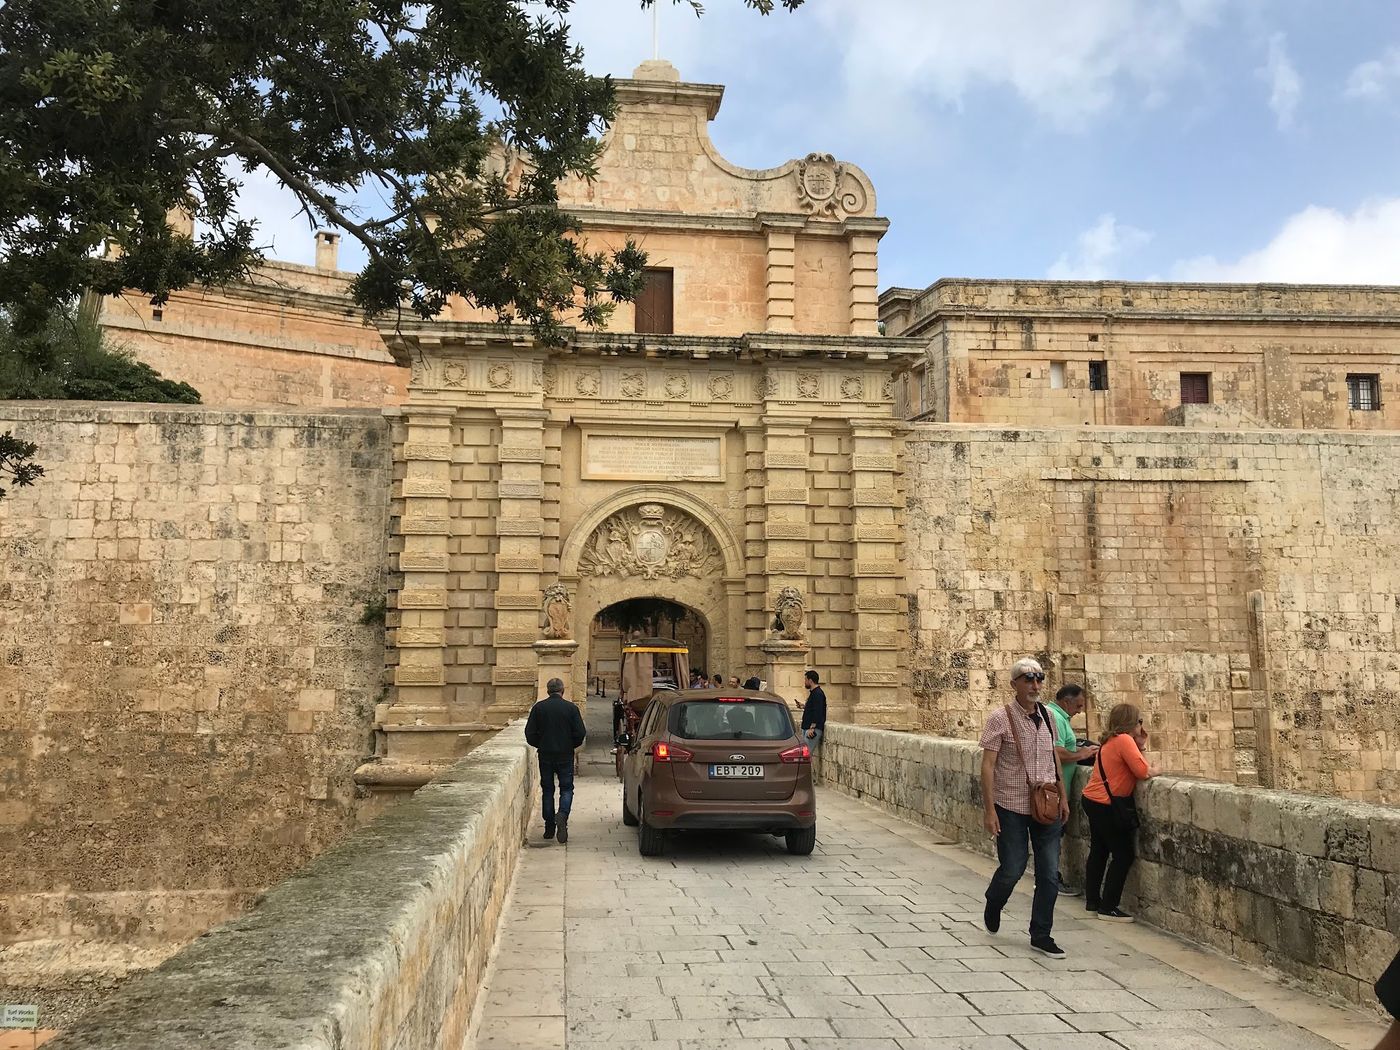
613, 637, 689, 778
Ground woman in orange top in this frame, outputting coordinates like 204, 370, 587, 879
1081, 703, 1152, 922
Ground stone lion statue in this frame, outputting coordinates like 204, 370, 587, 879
542, 583, 572, 640
772, 586, 806, 640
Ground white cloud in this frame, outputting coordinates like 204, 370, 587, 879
1345, 46, 1400, 101
1173, 198, 1400, 283
1260, 33, 1301, 129
1048, 214, 1152, 280
810, 0, 1223, 130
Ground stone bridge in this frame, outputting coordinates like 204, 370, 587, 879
42, 721, 1396, 1050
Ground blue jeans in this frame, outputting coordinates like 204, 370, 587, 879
985, 804, 1063, 939
538, 753, 574, 827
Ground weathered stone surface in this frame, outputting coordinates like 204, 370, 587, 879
0, 403, 393, 945
42, 723, 536, 1050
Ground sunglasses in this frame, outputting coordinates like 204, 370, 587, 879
1017, 672, 1046, 683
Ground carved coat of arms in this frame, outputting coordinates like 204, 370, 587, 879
579, 504, 719, 581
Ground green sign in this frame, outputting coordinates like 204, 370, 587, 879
1, 1004, 39, 1028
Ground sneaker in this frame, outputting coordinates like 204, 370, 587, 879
983, 901, 1001, 934
1057, 881, 1083, 897
557, 817, 569, 845
543, 824, 555, 840
1097, 908, 1135, 923
1031, 936, 1066, 959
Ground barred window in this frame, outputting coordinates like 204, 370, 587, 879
1089, 361, 1109, 391
1348, 374, 1380, 411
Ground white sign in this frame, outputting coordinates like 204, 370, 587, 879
583, 433, 722, 481
1, 1005, 38, 1028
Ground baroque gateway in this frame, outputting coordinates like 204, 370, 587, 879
86, 58, 1400, 810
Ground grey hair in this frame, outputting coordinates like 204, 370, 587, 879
546, 677, 565, 694
1009, 657, 1042, 682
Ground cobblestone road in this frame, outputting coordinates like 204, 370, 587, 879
469, 735, 1384, 1050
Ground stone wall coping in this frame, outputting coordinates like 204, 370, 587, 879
40, 724, 533, 1050
881, 277, 1400, 335
907, 420, 1400, 445
0, 402, 388, 427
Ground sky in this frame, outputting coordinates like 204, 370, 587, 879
242, 0, 1400, 291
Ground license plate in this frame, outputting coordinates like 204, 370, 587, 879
709, 764, 763, 778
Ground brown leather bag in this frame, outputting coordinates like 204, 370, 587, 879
1005, 703, 1064, 825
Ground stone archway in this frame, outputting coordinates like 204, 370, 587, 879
560, 489, 744, 697
588, 597, 711, 695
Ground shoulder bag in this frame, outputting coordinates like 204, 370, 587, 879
1096, 741, 1141, 833
1005, 703, 1064, 825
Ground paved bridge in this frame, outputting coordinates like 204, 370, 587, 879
467, 718, 1384, 1050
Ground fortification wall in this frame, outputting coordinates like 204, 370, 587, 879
821, 724, 1400, 1008
904, 423, 1400, 802
41, 724, 536, 1050
0, 403, 393, 943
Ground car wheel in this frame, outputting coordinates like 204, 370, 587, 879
622, 790, 639, 827
637, 801, 665, 857
785, 825, 816, 856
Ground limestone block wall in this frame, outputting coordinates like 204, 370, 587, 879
904, 424, 1400, 802
888, 280, 1400, 430
98, 262, 408, 409
0, 404, 392, 943
820, 723, 1400, 1008
41, 723, 538, 1050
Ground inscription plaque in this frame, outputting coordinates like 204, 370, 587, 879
583, 433, 723, 481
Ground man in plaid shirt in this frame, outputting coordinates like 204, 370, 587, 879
979, 657, 1071, 958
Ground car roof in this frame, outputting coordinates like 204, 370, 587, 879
654, 688, 788, 706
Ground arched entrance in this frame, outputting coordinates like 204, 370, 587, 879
560, 488, 746, 704
589, 598, 710, 695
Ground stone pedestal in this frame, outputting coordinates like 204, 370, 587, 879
533, 638, 582, 710
762, 638, 811, 719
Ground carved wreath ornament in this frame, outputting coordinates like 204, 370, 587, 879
579, 504, 720, 581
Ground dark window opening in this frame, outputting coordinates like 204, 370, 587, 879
1348, 374, 1381, 411
1180, 372, 1211, 405
151, 308, 163, 322
635, 268, 674, 335
1089, 361, 1109, 391
1088, 333, 1100, 343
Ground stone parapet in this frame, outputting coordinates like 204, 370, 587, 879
820, 723, 1400, 1009
41, 723, 538, 1050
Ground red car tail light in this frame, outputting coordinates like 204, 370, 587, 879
779, 744, 811, 764
652, 742, 693, 763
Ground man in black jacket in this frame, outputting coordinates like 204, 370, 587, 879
524, 677, 587, 844
801, 670, 827, 756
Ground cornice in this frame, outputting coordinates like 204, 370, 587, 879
566, 206, 890, 238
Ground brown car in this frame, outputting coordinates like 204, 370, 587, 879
620, 688, 816, 857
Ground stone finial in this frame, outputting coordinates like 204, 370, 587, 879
771, 586, 806, 641
542, 583, 572, 640
632, 59, 681, 82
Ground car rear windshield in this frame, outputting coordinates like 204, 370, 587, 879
669, 700, 793, 740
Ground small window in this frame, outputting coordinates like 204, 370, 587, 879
1049, 362, 1066, 389
1180, 373, 1211, 405
1088, 333, 1100, 343
1348, 374, 1380, 411
634, 268, 674, 335
151, 308, 163, 322
1089, 361, 1109, 391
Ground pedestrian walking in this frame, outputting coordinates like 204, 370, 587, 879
1081, 702, 1153, 921
1047, 683, 1099, 896
1374, 948, 1400, 1049
801, 669, 826, 753
979, 657, 1069, 958
524, 677, 586, 844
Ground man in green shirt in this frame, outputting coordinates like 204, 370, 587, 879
1049, 683, 1100, 896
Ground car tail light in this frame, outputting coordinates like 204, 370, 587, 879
716, 696, 746, 703
780, 744, 811, 764
652, 742, 693, 763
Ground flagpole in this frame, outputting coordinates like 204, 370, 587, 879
652, 6, 659, 60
